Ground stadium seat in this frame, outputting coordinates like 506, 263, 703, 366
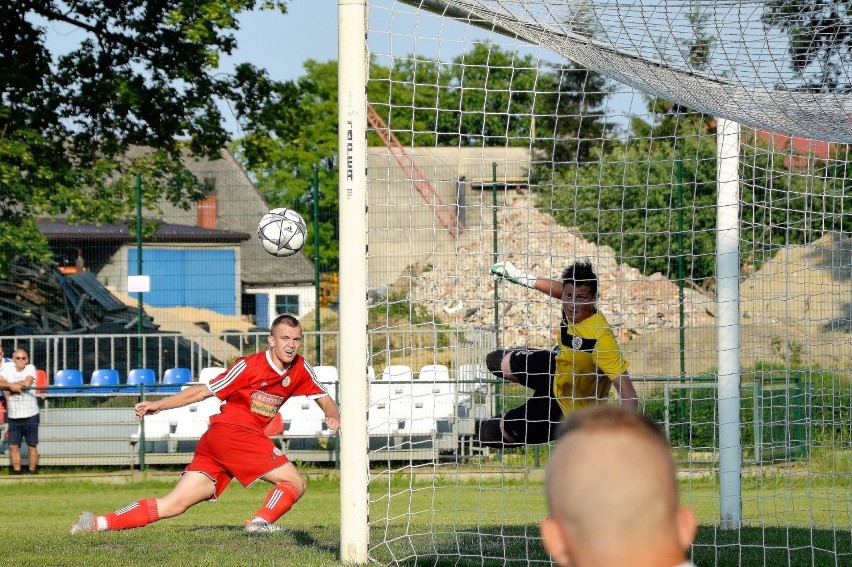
199, 366, 226, 384
53, 369, 84, 393
161, 367, 191, 392
380, 364, 413, 382
89, 369, 120, 393
280, 396, 328, 438
368, 398, 402, 437
456, 363, 490, 394
369, 378, 413, 420
312, 365, 338, 401
168, 397, 222, 452
126, 368, 156, 390
418, 364, 450, 383
130, 410, 179, 453
35, 369, 48, 395
400, 416, 438, 436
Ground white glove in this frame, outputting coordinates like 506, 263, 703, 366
489, 260, 538, 289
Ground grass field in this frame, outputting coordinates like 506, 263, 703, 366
1, 472, 849, 566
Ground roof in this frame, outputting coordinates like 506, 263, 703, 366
37, 218, 250, 244
174, 150, 316, 287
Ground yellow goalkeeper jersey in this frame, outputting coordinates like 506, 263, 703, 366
554, 311, 629, 416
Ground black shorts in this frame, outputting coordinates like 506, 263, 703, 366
501, 348, 562, 444
8, 414, 39, 447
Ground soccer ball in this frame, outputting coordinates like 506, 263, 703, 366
257, 208, 308, 257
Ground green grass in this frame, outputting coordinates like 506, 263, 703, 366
1, 474, 850, 566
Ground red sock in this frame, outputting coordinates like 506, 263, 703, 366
253, 483, 301, 523
103, 499, 160, 531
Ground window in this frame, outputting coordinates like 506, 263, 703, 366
275, 294, 300, 316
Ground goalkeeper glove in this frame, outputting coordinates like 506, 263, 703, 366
489, 260, 538, 289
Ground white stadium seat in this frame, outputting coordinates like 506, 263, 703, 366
198, 366, 226, 384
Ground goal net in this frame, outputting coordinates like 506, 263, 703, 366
339, 0, 852, 564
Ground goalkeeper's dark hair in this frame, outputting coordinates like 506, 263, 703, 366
561, 260, 597, 298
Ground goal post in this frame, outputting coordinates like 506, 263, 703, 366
716, 117, 742, 529
339, 1, 852, 565
337, 0, 370, 563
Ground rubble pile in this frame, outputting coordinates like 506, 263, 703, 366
408, 197, 716, 347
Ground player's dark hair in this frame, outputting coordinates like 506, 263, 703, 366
271, 314, 301, 333
561, 260, 597, 298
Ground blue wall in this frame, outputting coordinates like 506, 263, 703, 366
128, 248, 236, 315
255, 293, 269, 329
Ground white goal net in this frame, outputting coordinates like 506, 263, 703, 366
338, 0, 852, 564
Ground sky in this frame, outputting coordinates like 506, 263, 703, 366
39, 1, 640, 137
219, 1, 644, 136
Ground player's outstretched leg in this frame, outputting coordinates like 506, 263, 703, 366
70, 471, 215, 534
478, 416, 525, 449
485, 349, 508, 379
245, 464, 306, 533
70, 499, 159, 534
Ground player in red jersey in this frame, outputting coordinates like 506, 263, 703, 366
70, 314, 340, 534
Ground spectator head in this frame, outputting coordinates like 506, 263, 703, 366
11, 349, 30, 371
541, 405, 697, 567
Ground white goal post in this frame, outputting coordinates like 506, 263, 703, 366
338, 0, 852, 565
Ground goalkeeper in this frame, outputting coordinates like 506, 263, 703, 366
480, 259, 638, 447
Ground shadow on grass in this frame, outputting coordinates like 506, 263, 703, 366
693, 525, 852, 567
373, 524, 550, 567
290, 528, 339, 555
376, 524, 852, 567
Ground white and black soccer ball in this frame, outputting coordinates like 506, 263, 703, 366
257, 208, 308, 257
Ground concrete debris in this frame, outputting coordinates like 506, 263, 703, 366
408, 198, 716, 348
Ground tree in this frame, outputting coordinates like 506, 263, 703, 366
534, 62, 613, 167
438, 43, 558, 147
0, 1, 288, 271
542, 10, 852, 286
762, 0, 852, 92
233, 59, 340, 270
546, 105, 852, 287
237, 44, 610, 270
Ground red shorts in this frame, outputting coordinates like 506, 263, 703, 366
185, 422, 290, 499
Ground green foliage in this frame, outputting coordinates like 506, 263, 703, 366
232, 59, 340, 270
1, 1, 288, 271
544, 110, 719, 284
543, 105, 852, 285
761, 0, 852, 92
236, 44, 611, 271
642, 365, 850, 459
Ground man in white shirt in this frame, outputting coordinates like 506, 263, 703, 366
0, 349, 40, 474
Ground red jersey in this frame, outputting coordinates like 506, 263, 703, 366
207, 350, 327, 432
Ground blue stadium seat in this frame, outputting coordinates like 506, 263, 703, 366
89, 368, 120, 393
160, 367, 191, 393
53, 369, 83, 393
127, 368, 156, 391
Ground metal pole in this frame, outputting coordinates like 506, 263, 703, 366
136, 173, 143, 369
138, 383, 145, 471
677, 158, 687, 446
313, 164, 322, 364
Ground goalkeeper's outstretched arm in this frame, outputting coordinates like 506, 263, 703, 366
490, 260, 563, 298
613, 371, 639, 411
